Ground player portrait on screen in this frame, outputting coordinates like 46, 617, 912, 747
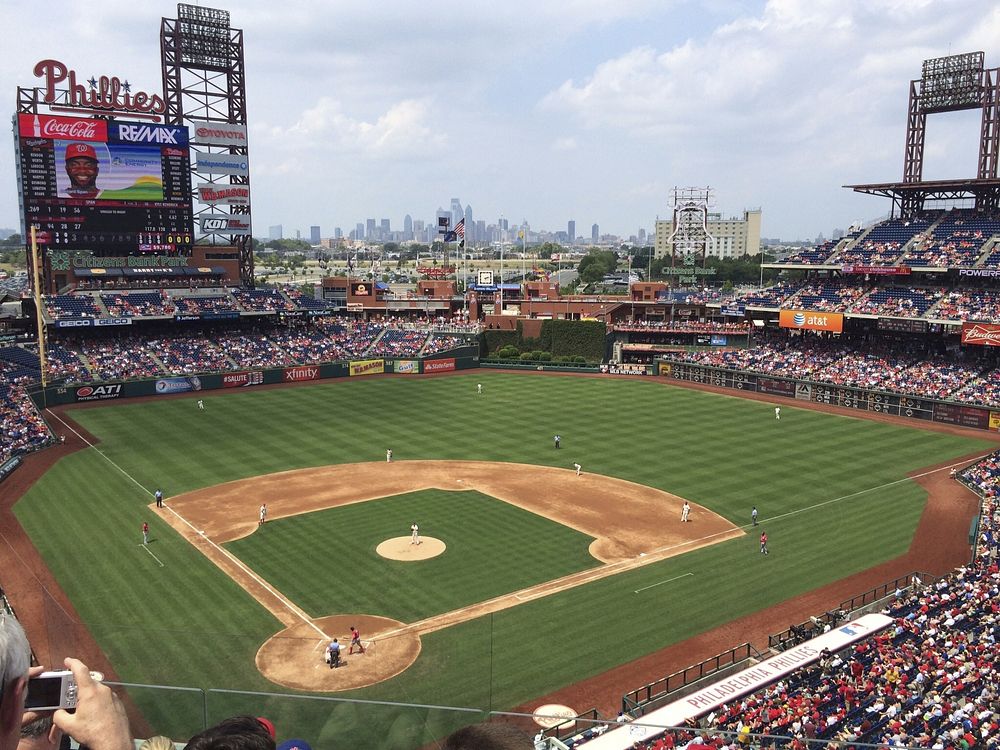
63, 142, 103, 198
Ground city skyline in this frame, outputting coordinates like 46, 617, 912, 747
1, 1, 999, 242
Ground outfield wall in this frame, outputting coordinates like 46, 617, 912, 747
28, 348, 479, 408
657, 360, 1000, 432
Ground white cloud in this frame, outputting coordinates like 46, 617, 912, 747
553, 137, 578, 151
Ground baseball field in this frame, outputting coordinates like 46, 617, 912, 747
8, 370, 996, 746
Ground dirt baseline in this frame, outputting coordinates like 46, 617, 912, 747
158, 460, 742, 690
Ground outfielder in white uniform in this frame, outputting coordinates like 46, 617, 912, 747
574, 463, 582, 476
775, 406, 780, 420
387, 449, 393, 462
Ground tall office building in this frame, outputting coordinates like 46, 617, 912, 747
310, 226, 321, 244
366, 219, 376, 240
355, 222, 364, 240
464, 204, 474, 242
334, 227, 343, 239
568, 220, 576, 243
268, 224, 283, 240
380, 219, 390, 239
592, 224, 599, 243
403, 214, 413, 241
450, 198, 463, 228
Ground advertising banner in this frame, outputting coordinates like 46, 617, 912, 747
778, 309, 844, 333
195, 153, 249, 176
423, 358, 456, 373
187, 119, 248, 147
196, 183, 250, 206
350, 359, 385, 377
840, 265, 911, 275
991, 412, 1000, 431
350, 281, 372, 296
658, 363, 672, 376
710, 335, 728, 346
199, 214, 252, 235
962, 322, 1000, 347
757, 377, 795, 396
222, 371, 264, 388
155, 376, 202, 394
54, 318, 94, 328
284, 365, 320, 382
394, 360, 418, 374
75, 383, 123, 402
0, 456, 21, 483
93, 318, 132, 327
933, 403, 990, 430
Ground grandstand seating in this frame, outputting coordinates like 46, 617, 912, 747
740, 282, 803, 308
45, 294, 102, 319
146, 335, 233, 374
781, 239, 840, 265
784, 281, 868, 313
231, 288, 297, 313
834, 217, 930, 266
849, 286, 943, 317
0, 382, 53, 462
901, 213, 1000, 267
101, 292, 173, 317
173, 295, 240, 314
369, 329, 428, 357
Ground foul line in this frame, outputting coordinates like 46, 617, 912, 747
139, 544, 164, 568
634, 572, 692, 594
46, 408, 329, 642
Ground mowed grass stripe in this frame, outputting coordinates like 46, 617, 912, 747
15, 371, 994, 712
226, 489, 598, 622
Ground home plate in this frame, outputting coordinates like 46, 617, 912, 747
532, 703, 577, 728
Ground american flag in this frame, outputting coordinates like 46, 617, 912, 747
454, 218, 465, 248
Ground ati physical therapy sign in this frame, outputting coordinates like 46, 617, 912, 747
779, 309, 844, 333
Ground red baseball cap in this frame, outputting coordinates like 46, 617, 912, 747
65, 143, 98, 161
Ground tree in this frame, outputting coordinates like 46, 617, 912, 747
536, 242, 564, 260
577, 249, 617, 283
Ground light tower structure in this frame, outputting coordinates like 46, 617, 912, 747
667, 187, 716, 268
161, 4, 254, 286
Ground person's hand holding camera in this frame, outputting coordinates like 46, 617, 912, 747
52, 659, 130, 750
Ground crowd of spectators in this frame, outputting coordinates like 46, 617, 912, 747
0, 382, 52, 462
667, 334, 999, 406
933, 289, 1000, 323
101, 292, 173, 317
368, 329, 429, 357
784, 282, 869, 313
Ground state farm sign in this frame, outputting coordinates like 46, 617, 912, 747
284, 366, 320, 382
962, 322, 1000, 347
197, 183, 250, 206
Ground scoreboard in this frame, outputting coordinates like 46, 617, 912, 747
16, 114, 193, 252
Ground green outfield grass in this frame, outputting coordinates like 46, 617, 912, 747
12, 371, 996, 739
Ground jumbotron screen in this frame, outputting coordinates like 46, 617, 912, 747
16, 113, 194, 253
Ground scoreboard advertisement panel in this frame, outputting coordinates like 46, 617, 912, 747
16, 113, 193, 252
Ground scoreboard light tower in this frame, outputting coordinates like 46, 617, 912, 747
667, 187, 715, 270
161, 4, 254, 286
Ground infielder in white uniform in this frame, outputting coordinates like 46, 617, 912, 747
387, 449, 393, 462
410, 522, 420, 545
574, 463, 582, 476
681, 501, 691, 522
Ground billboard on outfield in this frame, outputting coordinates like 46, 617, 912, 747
394, 360, 417, 374
222, 371, 264, 388
779, 309, 843, 333
962, 322, 1000, 347
423, 358, 455, 373
350, 359, 384, 376
284, 366, 320, 382
17, 113, 193, 252
155, 376, 202, 394
75, 383, 123, 402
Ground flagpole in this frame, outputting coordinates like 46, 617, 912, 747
499, 218, 504, 322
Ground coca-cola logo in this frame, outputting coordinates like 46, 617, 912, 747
42, 119, 99, 139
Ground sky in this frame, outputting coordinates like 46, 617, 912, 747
2, 0, 999, 242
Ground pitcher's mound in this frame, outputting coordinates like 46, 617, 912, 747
376, 536, 446, 560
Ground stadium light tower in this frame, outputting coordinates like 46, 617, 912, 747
667, 187, 716, 271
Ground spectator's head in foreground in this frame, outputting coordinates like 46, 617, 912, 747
0, 616, 29, 750
443, 722, 533, 750
186, 716, 275, 750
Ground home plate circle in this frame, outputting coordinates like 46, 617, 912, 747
375, 536, 446, 561
532, 703, 578, 728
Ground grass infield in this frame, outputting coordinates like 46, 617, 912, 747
13, 372, 995, 734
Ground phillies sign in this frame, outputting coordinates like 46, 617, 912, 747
32, 59, 166, 120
